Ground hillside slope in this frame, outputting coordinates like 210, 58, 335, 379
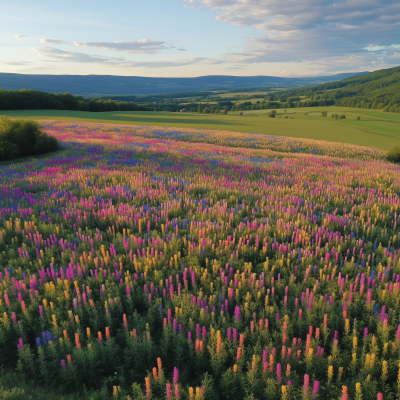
283, 66, 400, 113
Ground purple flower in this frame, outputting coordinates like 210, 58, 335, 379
61, 359, 66, 369
17, 338, 24, 350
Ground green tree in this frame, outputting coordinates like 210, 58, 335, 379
268, 110, 277, 118
321, 111, 328, 117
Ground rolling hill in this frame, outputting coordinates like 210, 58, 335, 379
281, 65, 400, 113
0, 71, 367, 96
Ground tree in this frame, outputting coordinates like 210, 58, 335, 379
321, 111, 328, 117
269, 110, 277, 118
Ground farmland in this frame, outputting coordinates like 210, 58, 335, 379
1, 106, 400, 150
1, 119, 400, 399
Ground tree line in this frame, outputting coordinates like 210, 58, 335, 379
0, 89, 149, 112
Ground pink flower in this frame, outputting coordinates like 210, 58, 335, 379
173, 367, 179, 385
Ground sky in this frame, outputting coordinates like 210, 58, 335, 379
1, 0, 400, 77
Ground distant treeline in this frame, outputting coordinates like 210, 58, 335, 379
0, 89, 149, 112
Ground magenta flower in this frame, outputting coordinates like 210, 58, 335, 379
173, 367, 179, 385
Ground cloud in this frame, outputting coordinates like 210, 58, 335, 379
31, 47, 125, 64
365, 44, 400, 51
73, 39, 165, 54
181, 0, 400, 65
15, 35, 28, 39
40, 39, 69, 45
40, 38, 167, 54
2, 61, 32, 65
30, 46, 206, 68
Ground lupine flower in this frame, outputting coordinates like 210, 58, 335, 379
173, 367, 179, 385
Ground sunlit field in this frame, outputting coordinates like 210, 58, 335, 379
2, 106, 400, 150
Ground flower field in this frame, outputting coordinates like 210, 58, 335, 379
1, 121, 399, 399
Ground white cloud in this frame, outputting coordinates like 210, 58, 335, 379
30, 46, 205, 68
15, 35, 28, 39
31, 47, 125, 64
365, 44, 400, 51
40, 39, 69, 45
181, 0, 400, 65
2, 61, 32, 65
40, 38, 167, 54
72, 39, 165, 54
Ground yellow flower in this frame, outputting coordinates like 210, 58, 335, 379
328, 366, 333, 380
355, 382, 361, 393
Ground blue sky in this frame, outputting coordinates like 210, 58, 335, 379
1, 0, 400, 77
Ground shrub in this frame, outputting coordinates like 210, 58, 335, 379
339, 114, 346, 119
386, 146, 400, 164
268, 110, 277, 118
0, 141, 21, 161
321, 111, 328, 117
0, 116, 59, 161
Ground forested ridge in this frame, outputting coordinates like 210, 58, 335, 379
279, 66, 400, 113
0, 89, 149, 112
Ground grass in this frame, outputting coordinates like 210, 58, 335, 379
1, 106, 400, 150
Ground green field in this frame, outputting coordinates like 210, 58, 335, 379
2, 106, 400, 150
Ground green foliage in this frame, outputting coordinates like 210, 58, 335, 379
0, 386, 25, 400
386, 146, 400, 164
268, 110, 277, 118
278, 65, 400, 113
0, 90, 149, 112
0, 116, 59, 161
321, 111, 327, 117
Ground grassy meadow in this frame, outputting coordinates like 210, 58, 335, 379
1, 106, 399, 150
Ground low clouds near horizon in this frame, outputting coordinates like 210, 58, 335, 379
40, 38, 175, 55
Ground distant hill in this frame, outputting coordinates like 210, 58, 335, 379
281, 65, 400, 113
0, 72, 368, 96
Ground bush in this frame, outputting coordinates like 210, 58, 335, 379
268, 110, 277, 118
321, 111, 328, 117
386, 146, 400, 164
0, 141, 21, 161
0, 116, 59, 161
339, 114, 346, 119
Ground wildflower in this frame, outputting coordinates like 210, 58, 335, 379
303, 374, 309, 396
313, 381, 320, 398
173, 367, 179, 385
166, 383, 172, 399
145, 377, 151, 398
328, 365, 333, 380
